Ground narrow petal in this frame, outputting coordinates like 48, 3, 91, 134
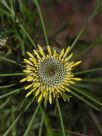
71, 61, 81, 67
27, 52, 34, 58
71, 77, 82, 81
65, 87, 71, 92
68, 81, 75, 84
47, 46, 51, 55
63, 46, 70, 58
38, 94, 43, 103
23, 70, 31, 73
30, 58, 37, 64
26, 87, 37, 97
24, 59, 33, 66
64, 53, 73, 62
20, 78, 27, 82
35, 89, 40, 96
37, 44, 45, 57
27, 76, 34, 82
25, 83, 34, 90
59, 49, 64, 58
33, 50, 41, 60
34, 82, 40, 88
53, 49, 58, 58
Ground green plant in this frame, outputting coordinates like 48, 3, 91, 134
0, 0, 102, 136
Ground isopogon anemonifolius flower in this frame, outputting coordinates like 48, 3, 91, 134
20, 45, 81, 104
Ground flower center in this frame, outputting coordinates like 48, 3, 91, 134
38, 58, 66, 86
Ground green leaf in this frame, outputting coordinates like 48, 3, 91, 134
0, 73, 26, 77
56, 98, 66, 136
32, 0, 49, 45
75, 34, 102, 59
44, 113, 54, 136
70, 86, 102, 107
81, 77, 102, 84
70, 91, 100, 111
2, 98, 33, 136
0, 83, 16, 89
0, 97, 10, 109
23, 102, 41, 136
0, 87, 24, 99
0, 56, 19, 65
3, 113, 21, 136
75, 67, 102, 75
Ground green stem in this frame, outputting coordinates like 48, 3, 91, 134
32, 0, 49, 45
3, 113, 21, 136
11, 106, 16, 136
70, 2, 101, 50
0, 73, 26, 77
38, 112, 45, 136
75, 67, 102, 75
3, 98, 34, 136
23, 102, 41, 136
20, 25, 37, 49
70, 91, 100, 111
56, 98, 66, 136
0, 87, 24, 99
38, 102, 47, 136
70, 24, 86, 50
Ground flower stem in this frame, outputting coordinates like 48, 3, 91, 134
32, 0, 49, 45
38, 102, 47, 136
56, 98, 66, 136
23, 102, 41, 136
38, 109, 45, 136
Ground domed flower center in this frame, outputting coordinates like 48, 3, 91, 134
38, 58, 66, 86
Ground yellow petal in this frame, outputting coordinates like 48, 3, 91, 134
35, 89, 40, 96
29, 58, 37, 65
27, 52, 34, 58
33, 50, 41, 60
25, 83, 33, 90
27, 76, 33, 82
68, 81, 75, 84
59, 85, 65, 92
47, 46, 51, 55
38, 94, 43, 103
65, 87, 71, 92
34, 82, 40, 88
26, 88, 35, 97
71, 77, 81, 81
37, 44, 45, 57
26, 84, 39, 97
24, 59, 33, 66
59, 49, 64, 58
68, 62, 74, 66
23, 70, 31, 73
63, 46, 70, 58
53, 49, 58, 58
71, 61, 81, 67
64, 53, 73, 62
43, 91, 47, 97
20, 78, 27, 82
49, 93, 52, 104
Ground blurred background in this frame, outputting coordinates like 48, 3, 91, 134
40, 0, 102, 70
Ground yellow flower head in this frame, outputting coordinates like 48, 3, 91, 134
20, 45, 81, 104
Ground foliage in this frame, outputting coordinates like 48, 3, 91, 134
0, 0, 102, 136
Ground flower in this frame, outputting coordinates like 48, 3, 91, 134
20, 45, 81, 104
